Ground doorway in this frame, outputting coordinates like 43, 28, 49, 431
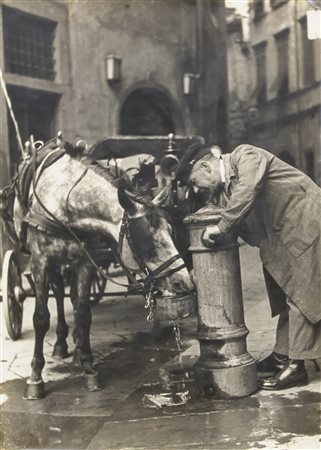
119, 88, 177, 136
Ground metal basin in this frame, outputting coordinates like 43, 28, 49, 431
154, 292, 196, 321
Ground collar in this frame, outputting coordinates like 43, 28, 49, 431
221, 153, 235, 189
219, 157, 226, 183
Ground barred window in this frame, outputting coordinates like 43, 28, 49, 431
3, 6, 57, 80
275, 30, 289, 97
300, 17, 315, 86
253, 0, 265, 21
254, 43, 267, 103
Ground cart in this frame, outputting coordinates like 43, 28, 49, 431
1, 133, 204, 340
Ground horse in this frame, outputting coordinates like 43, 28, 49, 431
12, 142, 194, 400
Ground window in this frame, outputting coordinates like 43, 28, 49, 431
254, 43, 267, 103
300, 17, 315, 86
3, 6, 57, 80
253, 0, 265, 21
275, 30, 289, 97
270, 0, 288, 9
305, 150, 315, 181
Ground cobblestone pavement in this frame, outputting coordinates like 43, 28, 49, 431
1, 245, 320, 449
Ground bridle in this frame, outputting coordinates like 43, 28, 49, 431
117, 212, 186, 289
28, 151, 188, 319
117, 211, 187, 320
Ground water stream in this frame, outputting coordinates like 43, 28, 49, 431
142, 319, 192, 408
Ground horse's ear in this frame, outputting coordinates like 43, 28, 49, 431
152, 185, 171, 207
117, 187, 139, 215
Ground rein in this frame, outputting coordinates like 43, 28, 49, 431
118, 214, 186, 288
29, 156, 186, 302
118, 213, 187, 320
30, 160, 139, 292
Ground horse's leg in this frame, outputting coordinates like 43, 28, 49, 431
51, 272, 69, 359
68, 269, 80, 349
73, 264, 98, 384
24, 257, 50, 400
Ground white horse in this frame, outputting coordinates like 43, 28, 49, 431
13, 146, 194, 399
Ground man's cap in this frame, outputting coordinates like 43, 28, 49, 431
175, 143, 212, 186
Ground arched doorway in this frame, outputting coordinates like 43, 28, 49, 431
119, 87, 178, 135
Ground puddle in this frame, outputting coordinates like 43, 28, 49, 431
141, 320, 196, 409
142, 391, 190, 408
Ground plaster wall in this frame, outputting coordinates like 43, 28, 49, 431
65, 0, 227, 145
67, 0, 194, 142
248, 0, 321, 183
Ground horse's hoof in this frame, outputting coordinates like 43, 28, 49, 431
23, 379, 45, 400
84, 372, 101, 391
52, 343, 69, 359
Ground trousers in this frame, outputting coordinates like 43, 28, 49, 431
273, 301, 321, 360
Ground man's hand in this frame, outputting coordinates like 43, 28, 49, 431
202, 224, 222, 247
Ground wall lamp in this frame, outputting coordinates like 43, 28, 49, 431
105, 54, 122, 83
183, 73, 199, 95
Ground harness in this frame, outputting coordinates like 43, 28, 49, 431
24, 152, 187, 316
118, 214, 184, 283
117, 211, 186, 320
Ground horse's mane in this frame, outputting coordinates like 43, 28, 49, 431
80, 154, 131, 189
79, 154, 165, 229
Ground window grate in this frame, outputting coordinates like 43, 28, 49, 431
253, 0, 265, 21
3, 6, 57, 80
254, 43, 267, 103
275, 30, 289, 97
300, 17, 315, 86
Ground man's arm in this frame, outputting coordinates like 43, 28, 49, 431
217, 145, 270, 234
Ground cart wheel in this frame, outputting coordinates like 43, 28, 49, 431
89, 269, 107, 306
2, 250, 24, 340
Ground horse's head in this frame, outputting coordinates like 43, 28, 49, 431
117, 187, 194, 297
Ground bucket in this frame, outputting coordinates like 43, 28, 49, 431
154, 292, 196, 321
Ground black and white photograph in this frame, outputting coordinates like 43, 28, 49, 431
0, 0, 320, 449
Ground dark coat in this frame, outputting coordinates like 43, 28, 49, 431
217, 145, 321, 324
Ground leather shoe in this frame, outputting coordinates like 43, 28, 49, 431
257, 352, 288, 376
260, 360, 308, 390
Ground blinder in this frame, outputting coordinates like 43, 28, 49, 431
127, 214, 156, 259
117, 186, 187, 293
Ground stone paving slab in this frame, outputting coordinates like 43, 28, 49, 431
1, 412, 105, 450
87, 402, 321, 450
1, 246, 320, 450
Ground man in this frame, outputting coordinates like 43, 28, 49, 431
175, 143, 321, 390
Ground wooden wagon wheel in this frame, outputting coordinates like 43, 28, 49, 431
2, 250, 25, 340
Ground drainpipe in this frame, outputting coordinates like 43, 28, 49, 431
294, 0, 303, 169
196, 0, 205, 136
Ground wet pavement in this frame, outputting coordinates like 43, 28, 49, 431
1, 246, 320, 449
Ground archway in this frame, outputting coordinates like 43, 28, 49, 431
119, 87, 177, 136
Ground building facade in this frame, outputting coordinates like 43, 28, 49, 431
227, 0, 321, 184
0, 0, 228, 259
